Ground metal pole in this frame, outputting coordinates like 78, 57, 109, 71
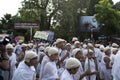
30, 26, 32, 42
91, 28, 93, 41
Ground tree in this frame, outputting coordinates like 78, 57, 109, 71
18, 0, 61, 30
51, 0, 92, 40
0, 14, 14, 34
87, 0, 99, 16
0, 14, 28, 40
95, 0, 120, 36
18, 0, 41, 22
113, 1, 120, 11
10, 0, 107, 40
86, 0, 113, 15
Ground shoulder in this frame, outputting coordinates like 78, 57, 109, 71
44, 62, 55, 69
61, 70, 72, 80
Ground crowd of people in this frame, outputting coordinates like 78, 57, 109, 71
0, 37, 120, 80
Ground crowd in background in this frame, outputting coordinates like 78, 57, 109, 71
0, 37, 120, 80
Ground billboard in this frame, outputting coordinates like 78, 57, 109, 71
14, 23, 39, 29
80, 16, 99, 32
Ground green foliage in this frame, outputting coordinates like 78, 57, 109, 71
113, 1, 120, 11
18, 0, 41, 23
2, 0, 120, 41
95, 0, 120, 36
87, 0, 99, 15
0, 14, 14, 34
51, 0, 90, 40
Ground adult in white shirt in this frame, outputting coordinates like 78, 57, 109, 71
41, 47, 59, 80
12, 51, 38, 80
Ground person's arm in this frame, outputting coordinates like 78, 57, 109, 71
80, 69, 91, 80
80, 72, 87, 80
59, 51, 69, 62
90, 71, 99, 75
79, 69, 99, 80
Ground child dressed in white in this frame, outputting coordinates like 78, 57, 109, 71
39, 47, 50, 80
72, 48, 86, 80
84, 49, 98, 80
99, 56, 112, 80
41, 47, 59, 80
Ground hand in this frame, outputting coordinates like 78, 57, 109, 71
92, 56, 96, 59
94, 71, 99, 75
56, 60, 60, 66
85, 69, 91, 76
66, 51, 69, 57
36, 78, 39, 80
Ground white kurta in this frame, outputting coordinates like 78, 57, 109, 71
60, 69, 74, 80
59, 50, 69, 68
94, 48, 102, 64
42, 61, 59, 80
82, 48, 88, 57
110, 53, 117, 65
99, 59, 112, 80
12, 61, 36, 80
37, 51, 46, 62
112, 50, 120, 80
74, 61, 86, 80
39, 55, 50, 80
54, 46, 62, 68
84, 58, 96, 80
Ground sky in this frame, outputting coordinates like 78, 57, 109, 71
0, 0, 119, 19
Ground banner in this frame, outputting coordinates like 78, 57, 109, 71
34, 31, 49, 40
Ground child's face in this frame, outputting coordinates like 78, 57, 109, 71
75, 43, 80, 48
113, 50, 118, 55
75, 51, 83, 59
104, 57, 110, 64
87, 52, 94, 59
49, 53, 58, 61
69, 67, 79, 74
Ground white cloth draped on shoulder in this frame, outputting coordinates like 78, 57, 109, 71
84, 58, 96, 80
39, 55, 50, 80
12, 61, 36, 80
41, 61, 59, 80
60, 69, 74, 80
112, 50, 120, 80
